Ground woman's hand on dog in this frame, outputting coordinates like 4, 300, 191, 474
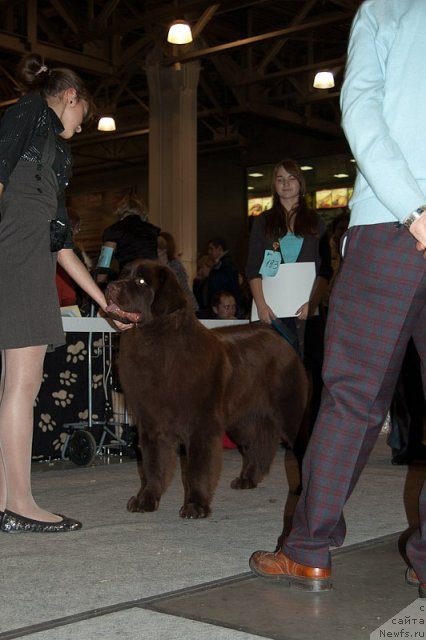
99, 306, 135, 331
110, 318, 135, 331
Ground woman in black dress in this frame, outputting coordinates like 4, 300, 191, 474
0, 54, 129, 533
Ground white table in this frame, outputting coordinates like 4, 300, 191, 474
62, 317, 249, 332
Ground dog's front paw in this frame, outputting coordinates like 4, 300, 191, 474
230, 476, 257, 490
179, 503, 211, 519
127, 494, 159, 513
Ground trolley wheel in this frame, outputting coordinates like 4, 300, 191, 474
68, 430, 97, 466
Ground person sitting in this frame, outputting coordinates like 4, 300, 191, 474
211, 291, 237, 320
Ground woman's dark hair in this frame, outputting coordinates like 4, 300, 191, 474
16, 53, 95, 121
264, 158, 318, 239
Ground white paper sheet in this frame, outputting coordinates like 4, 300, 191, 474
251, 262, 316, 320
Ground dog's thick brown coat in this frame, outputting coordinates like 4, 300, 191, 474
106, 260, 308, 518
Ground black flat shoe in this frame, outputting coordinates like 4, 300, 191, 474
0, 509, 82, 533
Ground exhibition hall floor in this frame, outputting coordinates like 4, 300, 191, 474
0, 435, 424, 640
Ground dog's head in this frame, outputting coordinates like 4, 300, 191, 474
105, 259, 189, 325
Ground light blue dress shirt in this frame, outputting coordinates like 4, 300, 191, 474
340, 0, 426, 228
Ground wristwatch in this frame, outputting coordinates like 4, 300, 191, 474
403, 205, 426, 230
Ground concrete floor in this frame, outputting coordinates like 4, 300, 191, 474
0, 434, 425, 640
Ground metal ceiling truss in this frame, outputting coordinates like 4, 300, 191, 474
0, 0, 362, 175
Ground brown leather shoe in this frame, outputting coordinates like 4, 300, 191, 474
406, 567, 426, 598
249, 549, 332, 592
406, 566, 420, 586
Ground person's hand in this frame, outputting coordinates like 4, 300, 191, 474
111, 319, 135, 331
409, 212, 426, 257
295, 301, 310, 320
98, 307, 135, 331
415, 240, 426, 258
256, 302, 276, 324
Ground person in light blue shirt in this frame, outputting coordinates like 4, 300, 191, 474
249, 0, 426, 596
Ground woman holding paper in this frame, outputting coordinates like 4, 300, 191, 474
246, 158, 332, 428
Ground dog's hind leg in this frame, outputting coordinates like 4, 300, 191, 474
127, 429, 177, 513
228, 416, 280, 489
179, 428, 223, 519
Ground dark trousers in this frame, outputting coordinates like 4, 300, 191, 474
282, 223, 426, 580
388, 338, 426, 463
281, 314, 325, 432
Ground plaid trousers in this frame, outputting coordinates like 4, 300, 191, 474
283, 222, 426, 580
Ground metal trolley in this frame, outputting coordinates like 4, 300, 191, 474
60, 315, 136, 466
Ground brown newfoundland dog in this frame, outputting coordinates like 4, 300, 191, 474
105, 259, 308, 519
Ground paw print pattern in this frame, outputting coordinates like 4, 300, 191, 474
77, 409, 101, 422
93, 337, 103, 350
66, 341, 87, 364
59, 370, 78, 387
53, 432, 68, 452
52, 389, 74, 408
92, 374, 103, 390
38, 413, 56, 433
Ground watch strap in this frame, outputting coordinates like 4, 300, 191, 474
403, 206, 426, 230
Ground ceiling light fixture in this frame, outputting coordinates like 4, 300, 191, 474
313, 71, 335, 89
248, 172, 264, 178
97, 116, 116, 132
167, 20, 193, 45
334, 173, 349, 179
300, 165, 314, 171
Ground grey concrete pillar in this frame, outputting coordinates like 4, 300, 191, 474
146, 52, 200, 279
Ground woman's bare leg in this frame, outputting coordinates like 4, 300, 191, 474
0, 351, 6, 510
0, 345, 61, 521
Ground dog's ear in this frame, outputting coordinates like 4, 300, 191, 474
151, 265, 188, 316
